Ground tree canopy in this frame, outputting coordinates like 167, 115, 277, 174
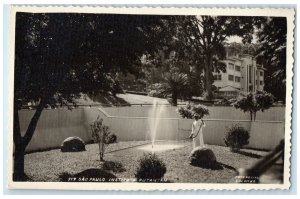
13, 12, 183, 180
255, 17, 287, 102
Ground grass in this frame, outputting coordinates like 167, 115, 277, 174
24, 141, 268, 183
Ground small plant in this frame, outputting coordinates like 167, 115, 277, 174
177, 104, 209, 119
135, 153, 167, 181
90, 116, 117, 161
224, 124, 250, 152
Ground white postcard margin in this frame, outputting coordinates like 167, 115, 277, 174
8, 6, 295, 191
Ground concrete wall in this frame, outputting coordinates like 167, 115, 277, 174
102, 106, 285, 121
19, 108, 90, 152
18, 106, 285, 152
178, 119, 284, 150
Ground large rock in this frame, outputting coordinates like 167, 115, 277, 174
61, 136, 86, 152
189, 147, 217, 168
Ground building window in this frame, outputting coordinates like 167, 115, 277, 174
228, 63, 234, 70
235, 76, 241, 82
235, 66, 241, 71
260, 71, 264, 76
214, 74, 222, 81
249, 65, 252, 83
228, 74, 234, 81
260, 81, 263, 85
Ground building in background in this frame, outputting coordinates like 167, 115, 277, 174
213, 54, 265, 99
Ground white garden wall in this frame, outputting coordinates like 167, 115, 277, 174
18, 106, 285, 152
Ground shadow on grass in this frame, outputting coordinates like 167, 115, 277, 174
190, 161, 237, 172
59, 168, 118, 182
236, 150, 263, 159
102, 161, 126, 173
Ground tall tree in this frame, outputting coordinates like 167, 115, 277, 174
13, 12, 175, 180
255, 17, 287, 102
184, 16, 255, 99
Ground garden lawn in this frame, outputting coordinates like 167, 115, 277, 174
24, 141, 268, 183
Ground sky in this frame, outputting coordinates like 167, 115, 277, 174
226, 35, 258, 44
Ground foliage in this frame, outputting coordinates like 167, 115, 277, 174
13, 12, 183, 178
90, 117, 117, 161
135, 153, 167, 181
255, 17, 287, 102
233, 91, 274, 120
177, 104, 209, 119
224, 124, 250, 152
181, 16, 257, 99
147, 83, 166, 98
160, 66, 189, 106
214, 98, 232, 106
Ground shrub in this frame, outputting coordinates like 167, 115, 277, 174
147, 83, 165, 98
90, 116, 117, 161
224, 124, 250, 152
135, 153, 167, 181
214, 98, 231, 106
177, 104, 209, 119
189, 147, 217, 168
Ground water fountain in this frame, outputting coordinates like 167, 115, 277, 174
136, 98, 186, 153
148, 98, 165, 149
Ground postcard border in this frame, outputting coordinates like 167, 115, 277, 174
8, 5, 295, 191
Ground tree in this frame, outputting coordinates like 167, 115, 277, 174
255, 17, 287, 102
233, 91, 274, 121
183, 16, 256, 99
13, 12, 177, 180
177, 104, 209, 119
161, 64, 189, 106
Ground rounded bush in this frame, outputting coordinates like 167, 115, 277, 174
61, 136, 86, 152
189, 147, 217, 168
135, 153, 167, 181
106, 134, 117, 144
224, 124, 250, 152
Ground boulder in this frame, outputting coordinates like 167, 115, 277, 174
61, 136, 86, 152
189, 147, 217, 168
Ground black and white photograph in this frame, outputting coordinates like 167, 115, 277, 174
9, 6, 294, 190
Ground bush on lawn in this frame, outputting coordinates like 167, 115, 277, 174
224, 124, 250, 152
135, 153, 166, 181
90, 116, 117, 161
61, 136, 86, 152
189, 147, 217, 168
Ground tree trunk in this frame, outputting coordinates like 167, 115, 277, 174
250, 112, 253, 121
205, 54, 213, 100
172, 92, 177, 106
13, 100, 44, 181
98, 142, 104, 161
13, 144, 26, 181
253, 112, 256, 121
